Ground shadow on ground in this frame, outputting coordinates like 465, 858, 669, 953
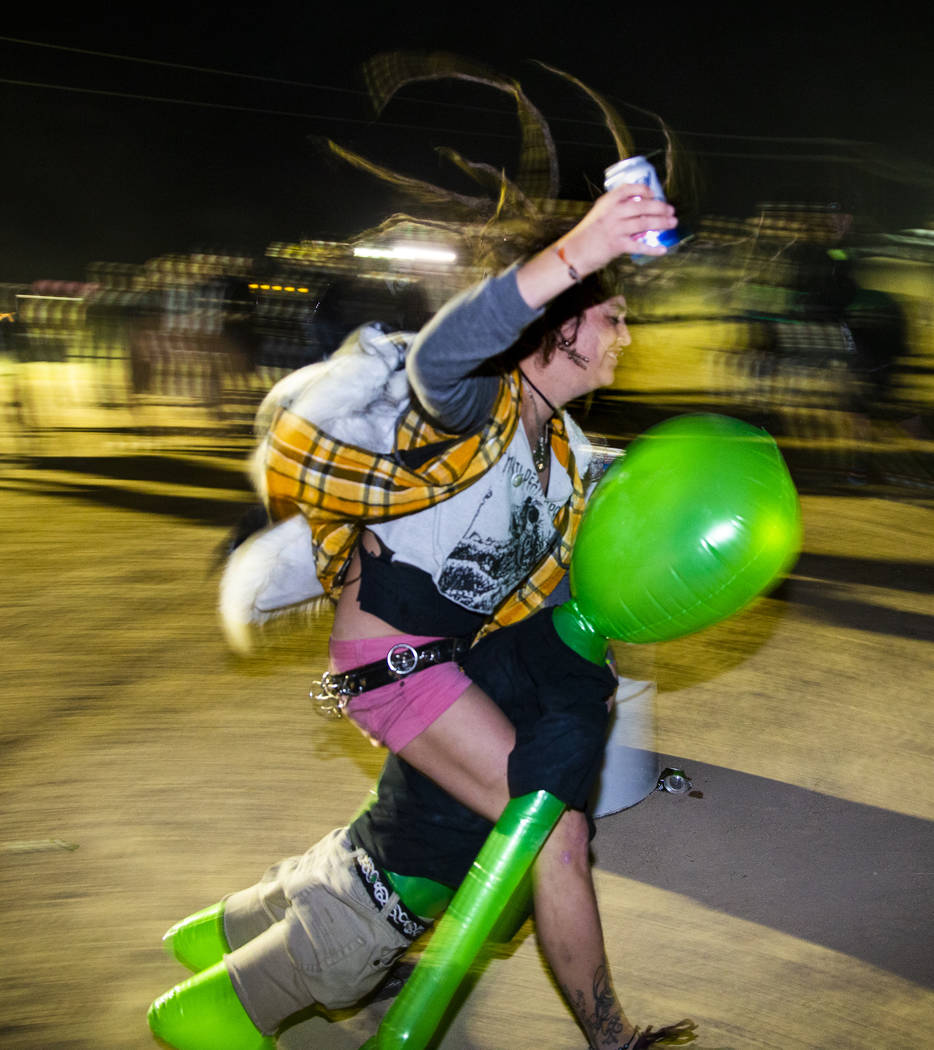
594, 757, 933, 987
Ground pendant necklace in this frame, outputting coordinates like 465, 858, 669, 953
519, 368, 558, 473
532, 428, 549, 473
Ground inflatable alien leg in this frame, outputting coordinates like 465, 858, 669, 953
486, 869, 533, 944
360, 790, 565, 1050
147, 961, 275, 1050
162, 901, 230, 973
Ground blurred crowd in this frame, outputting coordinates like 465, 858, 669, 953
707, 203, 932, 487
1, 206, 932, 493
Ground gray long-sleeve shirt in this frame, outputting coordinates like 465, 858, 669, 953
407, 266, 543, 433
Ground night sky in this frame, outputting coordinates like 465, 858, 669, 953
2, 1, 932, 283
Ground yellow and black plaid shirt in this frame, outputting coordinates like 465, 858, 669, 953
263, 369, 588, 637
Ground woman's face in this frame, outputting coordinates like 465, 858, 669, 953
559, 295, 631, 391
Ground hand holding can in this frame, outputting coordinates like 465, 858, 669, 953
604, 156, 681, 252
518, 163, 677, 305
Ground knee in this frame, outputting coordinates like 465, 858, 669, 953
540, 809, 591, 872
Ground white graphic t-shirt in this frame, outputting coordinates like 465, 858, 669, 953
369, 424, 573, 615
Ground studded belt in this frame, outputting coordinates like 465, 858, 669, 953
353, 851, 431, 941
311, 636, 471, 719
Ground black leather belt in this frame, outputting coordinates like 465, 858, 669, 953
329, 636, 470, 695
311, 636, 471, 719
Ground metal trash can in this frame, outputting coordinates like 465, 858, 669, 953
591, 677, 660, 817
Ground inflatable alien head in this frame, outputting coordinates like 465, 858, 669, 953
554, 414, 802, 661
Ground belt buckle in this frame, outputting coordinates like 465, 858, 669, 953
386, 642, 419, 678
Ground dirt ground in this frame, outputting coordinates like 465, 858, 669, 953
0, 410, 931, 1049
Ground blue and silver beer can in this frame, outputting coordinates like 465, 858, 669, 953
604, 156, 680, 251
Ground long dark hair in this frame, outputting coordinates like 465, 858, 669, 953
497, 262, 625, 371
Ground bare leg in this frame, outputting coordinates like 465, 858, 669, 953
400, 688, 635, 1049
535, 810, 637, 1049
399, 683, 516, 821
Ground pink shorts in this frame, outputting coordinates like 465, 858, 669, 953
328, 634, 472, 753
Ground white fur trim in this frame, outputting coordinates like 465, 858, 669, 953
218, 515, 324, 654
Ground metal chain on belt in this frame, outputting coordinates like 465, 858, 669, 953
310, 671, 352, 720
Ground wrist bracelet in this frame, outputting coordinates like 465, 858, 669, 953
553, 244, 582, 284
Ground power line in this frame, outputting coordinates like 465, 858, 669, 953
0, 33, 367, 96
2, 74, 887, 167
0, 32, 646, 135
0, 33, 558, 123
0, 33, 877, 150
0, 76, 524, 138
0, 75, 368, 122
0, 33, 622, 125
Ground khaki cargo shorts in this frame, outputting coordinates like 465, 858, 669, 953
224, 828, 430, 1032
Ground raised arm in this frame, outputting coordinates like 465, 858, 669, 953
408, 185, 676, 433
515, 184, 676, 307
407, 265, 541, 433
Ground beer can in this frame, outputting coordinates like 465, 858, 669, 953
604, 156, 680, 251
657, 767, 693, 794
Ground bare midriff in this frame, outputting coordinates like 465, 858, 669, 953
330, 531, 400, 643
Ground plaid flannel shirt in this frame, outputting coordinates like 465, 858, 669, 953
263, 369, 588, 637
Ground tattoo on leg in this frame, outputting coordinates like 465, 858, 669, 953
560, 965, 624, 1048
590, 965, 624, 1044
